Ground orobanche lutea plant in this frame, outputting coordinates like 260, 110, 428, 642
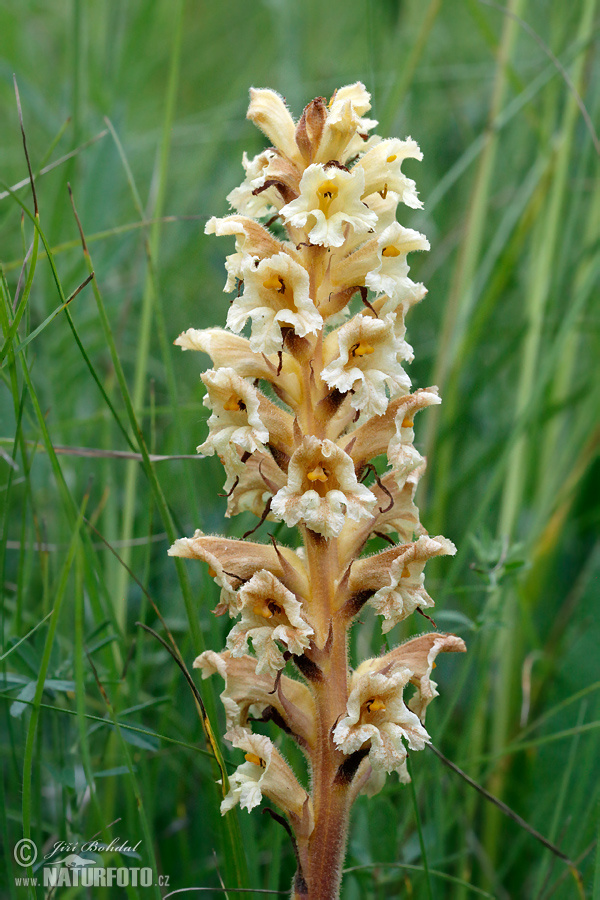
169, 83, 465, 899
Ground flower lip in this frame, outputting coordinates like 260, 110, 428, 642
322, 313, 412, 418
333, 668, 430, 776
228, 251, 322, 355
220, 726, 311, 823
227, 569, 313, 676
270, 436, 376, 539
280, 163, 377, 248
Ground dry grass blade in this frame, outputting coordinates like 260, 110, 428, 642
0, 440, 202, 462
12, 75, 38, 214
428, 744, 584, 895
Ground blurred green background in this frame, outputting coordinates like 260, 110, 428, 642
1, 1, 599, 897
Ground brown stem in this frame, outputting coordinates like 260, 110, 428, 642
299, 531, 352, 899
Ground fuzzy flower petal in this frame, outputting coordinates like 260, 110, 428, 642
228, 252, 322, 354
226, 570, 314, 676
280, 164, 377, 248
247, 88, 301, 164
169, 533, 309, 602
314, 82, 378, 164
367, 535, 457, 633
168, 530, 240, 615
271, 437, 377, 538
354, 137, 424, 208
388, 389, 441, 485
220, 727, 311, 824
205, 214, 283, 291
333, 668, 429, 775
322, 314, 412, 417
197, 368, 269, 473
365, 222, 429, 314
195, 650, 316, 746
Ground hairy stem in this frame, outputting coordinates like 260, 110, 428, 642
298, 531, 352, 898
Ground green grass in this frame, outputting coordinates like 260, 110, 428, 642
1, 1, 599, 897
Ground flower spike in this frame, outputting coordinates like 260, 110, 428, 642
172, 84, 465, 900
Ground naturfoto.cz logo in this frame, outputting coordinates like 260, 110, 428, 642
13, 837, 170, 889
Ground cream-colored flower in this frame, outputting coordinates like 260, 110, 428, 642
314, 82, 378, 165
227, 252, 322, 354
333, 668, 429, 775
280, 164, 377, 248
169, 532, 309, 600
330, 82, 377, 126
175, 327, 303, 408
345, 633, 466, 796
167, 529, 240, 615
338, 467, 424, 564
247, 87, 301, 165
205, 214, 282, 291
221, 727, 310, 821
388, 389, 440, 484
227, 148, 281, 217
271, 436, 376, 538
195, 650, 316, 747
197, 368, 269, 477
356, 630, 466, 722
227, 570, 313, 675
368, 535, 457, 633
365, 223, 429, 313
321, 314, 412, 418
354, 137, 423, 208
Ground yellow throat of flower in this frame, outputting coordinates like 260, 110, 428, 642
307, 465, 329, 483
316, 180, 338, 211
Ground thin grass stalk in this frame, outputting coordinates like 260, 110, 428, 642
484, 0, 598, 867
21, 491, 88, 896
531, 702, 586, 896
380, 0, 443, 135
104, 116, 200, 596
424, 0, 525, 525
73, 543, 105, 830
536, 94, 600, 515
115, 0, 184, 626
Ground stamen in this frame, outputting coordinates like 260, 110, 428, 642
317, 180, 338, 207
263, 273, 286, 293
386, 154, 397, 162
253, 603, 274, 619
307, 465, 328, 483
208, 566, 216, 578
350, 341, 375, 357
244, 752, 265, 768
366, 698, 386, 713
223, 395, 246, 412
253, 599, 282, 619
401, 565, 411, 579
382, 245, 401, 257
401, 416, 414, 428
